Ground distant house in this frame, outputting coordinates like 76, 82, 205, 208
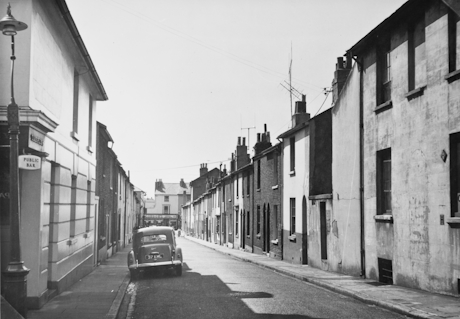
189, 164, 221, 238
145, 179, 190, 229
253, 125, 282, 259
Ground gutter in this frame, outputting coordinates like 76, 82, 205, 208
56, 0, 108, 101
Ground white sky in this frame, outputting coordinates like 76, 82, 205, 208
66, 0, 407, 198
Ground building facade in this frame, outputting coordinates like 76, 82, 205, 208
253, 126, 282, 259
145, 179, 190, 228
0, 0, 107, 308
278, 97, 310, 264
342, 0, 460, 295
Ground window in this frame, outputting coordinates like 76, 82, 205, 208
274, 153, 278, 185
290, 198, 296, 235
164, 196, 169, 202
274, 205, 278, 239
448, 10, 459, 73
246, 211, 250, 235
72, 69, 80, 138
257, 205, 261, 234
408, 16, 426, 91
163, 205, 170, 214
450, 133, 460, 217
377, 148, 392, 215
236, 175, 239, 197
377, 39, 392, 105
88, 95, 93, 150
246, 172, 250, 195
257, 160, 261, 189
235, 209, 239, 235
290, 137, 295, 172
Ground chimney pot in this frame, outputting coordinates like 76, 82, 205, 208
238, 137, 241, 146
264, 124, 267, 132
243, 137, 246, 146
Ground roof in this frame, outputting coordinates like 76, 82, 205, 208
58, 1, 108, 101
277, 122, 309, 139
253, 142, 280, 160
135, 226, 174, 236
345, 0, 459, 56
155, 182, 190, 195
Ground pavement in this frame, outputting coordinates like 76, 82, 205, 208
26, 244, 132, 319
6, 236, 459, 319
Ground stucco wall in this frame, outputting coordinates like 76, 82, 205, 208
282, 127, 309, 264
330, 63, 362, 276
362, 2, 460, 295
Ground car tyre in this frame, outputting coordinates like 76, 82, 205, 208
176, 265, 182, 276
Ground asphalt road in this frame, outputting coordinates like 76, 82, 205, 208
121, 237, 407, 319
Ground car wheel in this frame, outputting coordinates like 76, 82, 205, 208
176, 265, 182, 276
130, 269, 138, 280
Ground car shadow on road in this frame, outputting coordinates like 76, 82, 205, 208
132, 262, 321, 319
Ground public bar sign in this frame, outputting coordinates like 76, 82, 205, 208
18, 155, 41, 170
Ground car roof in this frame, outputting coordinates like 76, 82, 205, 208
136, 226, 174, 236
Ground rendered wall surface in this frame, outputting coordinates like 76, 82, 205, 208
330, 63, 362, 276
282, 128, 309, 264
360, 1, 460, 295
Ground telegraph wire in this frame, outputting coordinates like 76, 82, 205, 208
129, 159, 230, 173
97, 0, 324, 91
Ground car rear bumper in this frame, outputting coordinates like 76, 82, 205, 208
129, 260, 182, 269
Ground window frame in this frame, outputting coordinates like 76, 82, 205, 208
450, 133, 460, 218
376, 38, 392, 106
290, 198, 296, 235
290, 137, 295, 173
257, 205, 261, 234
377, 148, 392, 215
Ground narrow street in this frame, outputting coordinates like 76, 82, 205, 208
120, 237, 406, 319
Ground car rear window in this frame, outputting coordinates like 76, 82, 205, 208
141, 234, 167, 244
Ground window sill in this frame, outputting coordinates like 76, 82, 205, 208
374, 214, 393, 223
288, 234, 296, 242
71, 131, 79, 141
272, 185, 279, 190
289, 170, 295, 176
271, 239, 279, 245
374, 100, 392, 113
405, 85, 426, 100
256, 233, 261, 239
446, 217, 460, 228
256, 188, 261, 192
246, 235, 251, 239
445, 69, 460, 83
228, 199, 232, 202
86, 145, 93, 153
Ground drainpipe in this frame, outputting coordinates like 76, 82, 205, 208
358, 55, 366, 278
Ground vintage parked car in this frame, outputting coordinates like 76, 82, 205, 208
128, 226, 183, 278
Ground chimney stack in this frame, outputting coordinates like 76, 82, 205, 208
292, 95, 310, 127
199, 163, 208, 176
254, 124, 272, 155
332, 55, 352, 104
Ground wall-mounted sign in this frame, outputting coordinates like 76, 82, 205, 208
18, 155, 41, 170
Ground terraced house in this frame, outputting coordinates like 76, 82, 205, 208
334, 0, 460, 295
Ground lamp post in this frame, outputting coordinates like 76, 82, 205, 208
0, 4, 29, 317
